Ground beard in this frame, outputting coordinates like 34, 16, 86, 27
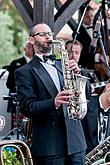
35, 41, 52, 54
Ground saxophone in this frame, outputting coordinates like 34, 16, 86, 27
85, 136, 110, 165
52, 39, 88, 120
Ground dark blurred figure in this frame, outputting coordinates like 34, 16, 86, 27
74, 6, 95, 69
6, 41, 33, 97
94, 48, 110, 82
6, 41, 33, 129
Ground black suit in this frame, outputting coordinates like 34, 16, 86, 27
15, 56, 86, 159
6, 57, 27, 112
6, 57, 27, 93
76, 25, 94, 69
81, 96, 110, 154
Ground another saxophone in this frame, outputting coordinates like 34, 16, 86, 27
53, 39, 88, 120
85, 136, 110, 165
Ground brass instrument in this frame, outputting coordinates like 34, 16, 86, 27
21, 117, 32, 146
85, 136, 110, 165
52, 39, 88, 120
0, 140, 33, 165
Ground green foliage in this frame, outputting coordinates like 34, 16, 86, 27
0, 1, 28, 68
0, 11, 17, 68
93, 0, 102, 4
2, 147, 22, 165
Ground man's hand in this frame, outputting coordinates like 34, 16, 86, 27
55, 90, 73, 109
100, 83, 110, 109
68, 59, 81, 74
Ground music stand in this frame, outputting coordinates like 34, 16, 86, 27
2, 94, 25, 141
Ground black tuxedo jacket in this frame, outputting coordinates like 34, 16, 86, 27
81, 96, 110, 154
6, 57, 27, 113
76, 25, 94, 69
15, 55, 86, 157
6, 57, 27, 92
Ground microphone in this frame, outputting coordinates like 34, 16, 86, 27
89, 18, 101, 56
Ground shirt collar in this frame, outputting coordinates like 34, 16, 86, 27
35, 53, 55, 65
23, 54, 31, 63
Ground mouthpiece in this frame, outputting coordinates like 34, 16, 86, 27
48, 40, 64, 44
47, 40, 53, 44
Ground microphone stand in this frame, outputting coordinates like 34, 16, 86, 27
72, 1, 90, 43
2, 94, 25, 141
96, 21, 110, 79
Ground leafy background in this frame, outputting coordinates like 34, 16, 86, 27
0, 0, 101, 68
0, 0, 28, 68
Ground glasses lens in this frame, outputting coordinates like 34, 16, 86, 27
33, 32, 54, 37
47, 32, 54, 36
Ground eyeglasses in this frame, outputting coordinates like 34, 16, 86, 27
32, 32, 54, 37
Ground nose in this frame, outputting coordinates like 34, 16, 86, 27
45, 34, 51, 39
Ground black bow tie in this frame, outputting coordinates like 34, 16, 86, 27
43, 54, 56, 62
86, 26, 93, 29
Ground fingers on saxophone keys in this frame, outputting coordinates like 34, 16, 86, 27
68, 60, 81, 74
59, 90, 73, 102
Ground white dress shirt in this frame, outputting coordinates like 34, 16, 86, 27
83, 24, 93, 39
35, 54, 61, 92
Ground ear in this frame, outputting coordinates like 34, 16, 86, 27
29, 36, 34, 45
106, 83, 110, 91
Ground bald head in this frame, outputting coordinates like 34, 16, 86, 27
24, 41, 33, 59
29, 23, 52, 37
29, 23, 53, 54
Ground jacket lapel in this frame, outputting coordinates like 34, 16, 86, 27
31, 56, 58, 98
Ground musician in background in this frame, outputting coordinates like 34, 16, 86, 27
6, 41, 33, 113
65, 40, 110, 155
65, 40, 82, 64
94, 48, 110, 82
82, 82, 110, 154
66, 39, 94, 100
75, 6, 95, 69
6, 41, 33, 129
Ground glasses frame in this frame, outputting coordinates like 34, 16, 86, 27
32, 32, 54, 37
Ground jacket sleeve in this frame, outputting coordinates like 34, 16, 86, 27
15, 67, 56, 118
